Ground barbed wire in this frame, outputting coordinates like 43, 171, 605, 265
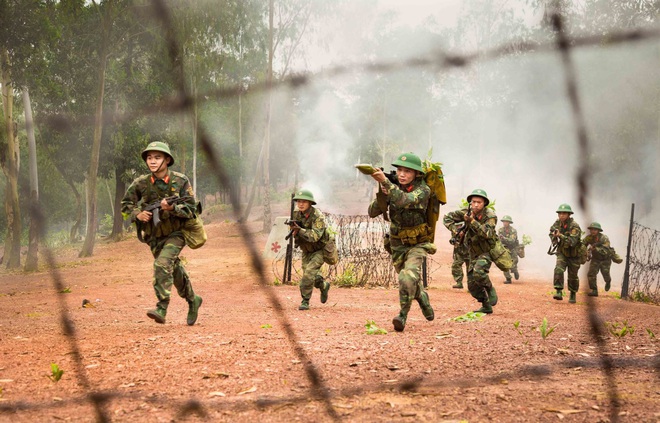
6, 0, 659, 422
627, 222, 660, 303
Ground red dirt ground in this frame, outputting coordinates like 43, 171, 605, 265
0, 210, 658, 422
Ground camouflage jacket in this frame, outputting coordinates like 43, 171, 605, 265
121, 170, 196, 240
583, 233, 612, 261
445, 207, 498, 257
498, 226, 519, 250
368, 176, 431, 244
293, 207, 330, 253
549, 217, 582, 258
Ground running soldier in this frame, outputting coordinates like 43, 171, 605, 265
548, 203, 582, 304
498, 215, 519, 284
583, 222, 623, 296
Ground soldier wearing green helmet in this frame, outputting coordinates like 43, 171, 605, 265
367, 152, 435, 332
121, 140, 203, 325
497, 215, 520, 284
583, 221, 623, 295
548, 203, 583, 303
289, 189, 336, 310
444, 189, 499, 314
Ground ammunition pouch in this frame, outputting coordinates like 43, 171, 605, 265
323, 233, 338, 265
390, 223, 431, 246
181, 202, 207, 249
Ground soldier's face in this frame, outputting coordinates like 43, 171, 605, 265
396, 167, 416, 185
502, 221, 510, 227
558, 212, 570, 222
589, 228, 599, 236
296, 200, 311, 213
470, 197, 485, 213
145, 152, 170, 172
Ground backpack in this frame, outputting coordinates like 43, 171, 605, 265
423, 161, 447, 243
181, 201, 207, 249
490, 239, 513, 271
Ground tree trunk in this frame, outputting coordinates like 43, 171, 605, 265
110, 172, 126, 240
68, 180, 83, 243
79, 39, 108, 257
262, 0, 274, 233
23, 87, 39, 271
0, 49, 21, 269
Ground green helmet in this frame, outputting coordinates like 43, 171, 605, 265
293, 189, 316, 205
501, 215, 513, 223
142, 141, 174, 166
467, 188, 490, 206
588, 222, 603, 231
556, 203, 573, 214
391, 152, 424, 174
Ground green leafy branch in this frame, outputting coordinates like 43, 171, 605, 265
365, 320, 387, 335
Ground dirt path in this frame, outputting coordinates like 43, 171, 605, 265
0, 220, 658, 422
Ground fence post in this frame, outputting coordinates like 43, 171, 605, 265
620, 203, 634, 299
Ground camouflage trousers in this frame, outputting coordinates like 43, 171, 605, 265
451, 245, 470, 284
587, 258, 612, 290
502, 248, 519, 280
553, 253, 581, 293
391, 242, 436, 318
148, 231, 196, 310
467, 252, 493, 302
300, 249, 325, 301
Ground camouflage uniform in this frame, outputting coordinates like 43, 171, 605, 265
121, 170, 198, 317
368, 176, 435, 330
498, 226, 519, 283
293, 206, 333, 306
444, 206, 498, 309
549, 217, 582, 299
442, 213, 470, 288
583, 232, 613, 294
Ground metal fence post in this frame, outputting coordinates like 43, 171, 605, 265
621, 203, 634, 299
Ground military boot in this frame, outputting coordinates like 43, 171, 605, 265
553, 289, 563, 301
417, 292, 434, 321
392, 313, 407, 332
504, 278, 512, 285
488, 286, 498, 307
587, 289, 598, 297
147, 307, 167, 324
320, 281, 330, 304
474, 301, 493, 314
452, 282, 464, 289
513, 269, 520, 280
298, 300, 310, 311
568, 291, 577, 303
186, 295, 203, 326
605, 280, 611, 292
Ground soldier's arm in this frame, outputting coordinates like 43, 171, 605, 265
383, 180, 430, 208
296, 211, 326, 243
121, 180, 142, 222
469, 216, 497, 240
368, 198, 383, 218
565, 226, 581, 247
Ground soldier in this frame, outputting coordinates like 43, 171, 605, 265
583, 222, 621, 295
498, 215, 519, 284
368, 152, 435, 332
289, 189, 334, 311
443, 213, 470, 289
121, 141, 203, 325
548, 203, 582, 304
444, 189, 498, 314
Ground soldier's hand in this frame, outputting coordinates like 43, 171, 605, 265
370, 169, 387, 183
161, 198, 174, 211
137, 210, 152, 222
464, 213, 474, 224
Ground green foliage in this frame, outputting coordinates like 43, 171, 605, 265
334, 265, 359, 288
99, 214, 114, 236
513, 320, 522, 335
272, 277, 282, 286
460, 198, 496, 211
606, 321, 634, 338
48, 363, 64, 382
260, 324, 272, 329
538, 317, 556, 340
451, 311, 485, 322
630, 291, 653, 304
522, 234, 532, 246
365, 320, 387, 335
646, 328, 655, 340
59, 287, 71, 294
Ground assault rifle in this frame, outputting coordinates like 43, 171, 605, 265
547, 229, 560, 255
284, 219, 303, 241
135, 195, 193, 243
449, 207, 471, 245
